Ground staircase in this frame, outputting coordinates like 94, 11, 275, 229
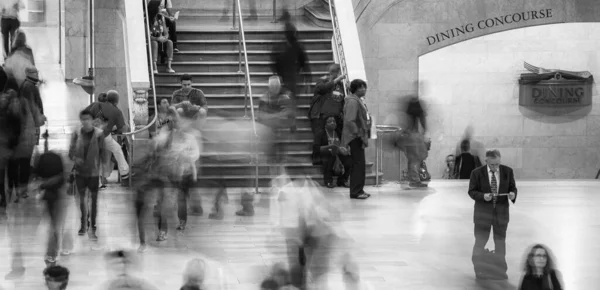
147, 5, 376, 187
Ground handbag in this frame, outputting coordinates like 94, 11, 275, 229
332, 155, 345, 177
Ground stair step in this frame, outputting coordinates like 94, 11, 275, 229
164, 60, 331, 73
154, 71, 326, 83
177, 30, 333, 41
178, 39, 332, 51
152, 81, 318, 95
173, 50, 333, 62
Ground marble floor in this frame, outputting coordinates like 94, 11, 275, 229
0, 180, 598, 290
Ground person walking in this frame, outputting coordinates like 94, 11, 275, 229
68, 109, 105, 241
1, 0, 24, 58
85, 90, 131, 183
468, 149, 517, 280
341, 79, 370, 200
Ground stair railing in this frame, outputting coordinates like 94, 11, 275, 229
327, 0, 349, 94
236, 0, 261, 194
115, 0, 159, 187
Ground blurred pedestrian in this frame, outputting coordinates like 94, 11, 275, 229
10, 29, 34, 65
455, 139, 482, 179
0, 87, 21, 208
455, 125, 486, 166
180, 258, 207, 290
273, 13, 309, 133
519, 244, 563, 290
341, 79, 370, 200
1, 0, 24, 58
43, 265, 70, 290
68, 109, 105, 241
395, 95, 429, 188
100, 250, 159, 290
34, 128, 72, 265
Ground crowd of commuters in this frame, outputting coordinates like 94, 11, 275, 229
0, 1, 568, 290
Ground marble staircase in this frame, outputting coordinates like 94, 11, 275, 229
142, 5, 377, 187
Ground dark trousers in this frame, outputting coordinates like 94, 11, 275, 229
165, 17, 177, 47
349, 138, 366, 197
156, 185, 169, 233
321, 150, 351, 185
135, 178, 165, 244
311, 118, 324, 162
177, 175, 194, 222
0, 166, 6, 207
472, 211, 508, 274
1, 17, 20, 57
75, 175, 99, 228
7, 157, 31, 194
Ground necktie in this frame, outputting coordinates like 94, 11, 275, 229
491, 170, 498, 207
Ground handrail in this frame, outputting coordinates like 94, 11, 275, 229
236, 0, 260, 194
122, 0, 159, 136
328, 0, 349, 95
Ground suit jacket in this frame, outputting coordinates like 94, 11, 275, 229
468, 164, 518, 225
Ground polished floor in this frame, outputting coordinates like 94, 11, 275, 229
0, 180, 598, 290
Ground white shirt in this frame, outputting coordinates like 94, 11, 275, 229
159, 0, 173, 9
487, 165, 499, 193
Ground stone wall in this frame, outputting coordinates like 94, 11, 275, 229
351, 0, 600, 179
420, 23, 600, 178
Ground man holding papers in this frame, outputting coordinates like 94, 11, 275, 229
468, 149, 518, 280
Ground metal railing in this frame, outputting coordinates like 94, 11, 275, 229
328, 0, 349, 94
235, 0, 261, 195
116, 0, 159, 187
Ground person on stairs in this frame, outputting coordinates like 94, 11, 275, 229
157, 0, 179, 52
272, 11, 309, 133
171, 74, 208, 119
309, 64, 346, 165
148, 1, 175, 74
319, 116, 351, 188
68, 109, 105, 241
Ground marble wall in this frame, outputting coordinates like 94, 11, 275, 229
94, 0, 130, 121
420, 23, 600, 179
351, 0, 600, 179
63, 0, 88, 80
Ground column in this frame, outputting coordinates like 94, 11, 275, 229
62, 0, 88, 80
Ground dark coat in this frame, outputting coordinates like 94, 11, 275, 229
468, 164, 518, 225
519, 270, 562, 290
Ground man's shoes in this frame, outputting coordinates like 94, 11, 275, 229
409, 182, 428, 188
173, 47, 180, 53
350, 193, 370, 199
88, 230, 98, 241
60, 250, 71, 256
78, 225, 86, 236
176, 220, 186, 231
156, 231, 167, 241
326, 183, 335, 188
138, 244, 147, 253
337, 180, 350, 188
4, 267, 25, 280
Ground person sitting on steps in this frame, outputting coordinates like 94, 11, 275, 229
148, 1, 175, 74
319, 115, 351, 188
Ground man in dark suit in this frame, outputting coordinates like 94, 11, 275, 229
468, 149, 517, 280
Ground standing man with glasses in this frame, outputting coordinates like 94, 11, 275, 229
468, 149, 517, 280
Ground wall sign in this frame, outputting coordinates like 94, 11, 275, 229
426, 9, 554, 46
518, 63, 593, 106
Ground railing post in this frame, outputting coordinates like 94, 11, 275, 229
271, 0, 277, 23
232, 0, 237, 30
238, 28, 242, 73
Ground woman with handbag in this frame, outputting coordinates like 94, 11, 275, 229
519, 244, 563, 290
319, 116, 351, 188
